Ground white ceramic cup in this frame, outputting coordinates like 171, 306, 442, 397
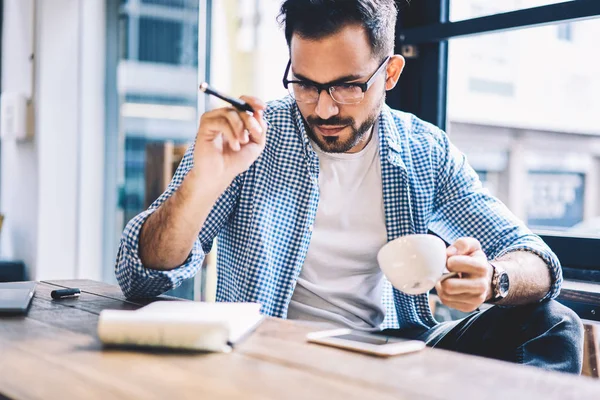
377, 234, 457, 295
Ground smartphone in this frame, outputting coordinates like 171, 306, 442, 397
0, 282, 36, 315
306, 328, 425, 357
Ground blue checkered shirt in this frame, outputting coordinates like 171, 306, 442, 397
115, 96, 562, 329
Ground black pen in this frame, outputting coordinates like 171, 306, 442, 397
199, 82, 255, 113
51, 288, 81, 300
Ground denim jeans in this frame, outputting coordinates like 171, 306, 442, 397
381, 300, 584, 374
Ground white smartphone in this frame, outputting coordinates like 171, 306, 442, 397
306, 328, 425, 357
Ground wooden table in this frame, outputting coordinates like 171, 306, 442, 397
1, 280, 599, 400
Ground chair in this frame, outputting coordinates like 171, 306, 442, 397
0, 260, 27, 282
582, 323, 599, 378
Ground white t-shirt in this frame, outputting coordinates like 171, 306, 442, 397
287, 124, 388, 331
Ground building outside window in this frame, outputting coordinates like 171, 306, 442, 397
448, 0, 600, 237
117, 0, 199, 227
557, 22, 573, 41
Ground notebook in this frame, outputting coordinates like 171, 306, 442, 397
97, 301, 264, 352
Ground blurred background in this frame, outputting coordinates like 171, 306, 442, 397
0, 0, 599, 300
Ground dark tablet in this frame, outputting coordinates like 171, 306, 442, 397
0, 282, 36, 315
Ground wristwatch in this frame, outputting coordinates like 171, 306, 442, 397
489, 262, 510, 303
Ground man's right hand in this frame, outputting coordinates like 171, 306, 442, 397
190, 95, 268, 190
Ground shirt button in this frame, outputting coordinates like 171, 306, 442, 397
309, 225, 314, 232
312, 177, 318, 186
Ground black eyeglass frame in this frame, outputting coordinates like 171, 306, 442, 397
282, 56, 391, 104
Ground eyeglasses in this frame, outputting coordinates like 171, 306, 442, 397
282, 56, 390, 105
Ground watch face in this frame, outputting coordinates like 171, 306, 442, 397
498, 273, 510, 296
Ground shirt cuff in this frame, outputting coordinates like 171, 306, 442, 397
116, 208, 204, 298
493, 237, 563, 302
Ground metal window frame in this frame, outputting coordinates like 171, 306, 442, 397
387, 0, 449, 129
398, 0, 600, 45
388, 0, 600, 280
103, 0, 121, 284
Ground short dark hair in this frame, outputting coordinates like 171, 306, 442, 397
278, 0, 398, 59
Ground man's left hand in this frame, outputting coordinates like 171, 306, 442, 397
435, 237, 494, 313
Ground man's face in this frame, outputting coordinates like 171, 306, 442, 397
289, 24, 387, 153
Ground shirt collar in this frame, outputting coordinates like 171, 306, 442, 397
378, 104, 403, 156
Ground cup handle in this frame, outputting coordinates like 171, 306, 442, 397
438, 271, 460, 283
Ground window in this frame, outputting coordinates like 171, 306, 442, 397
105, 0, 202, 297
117, 0, 199, 225
447, 19, 600, 238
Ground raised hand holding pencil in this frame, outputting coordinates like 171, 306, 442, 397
193, 83, 268, 189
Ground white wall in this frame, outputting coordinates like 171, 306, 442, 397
1, 0, 38, 278
1, 0, 106, 280
35, 0, 81, 280
77, 0, 106, 280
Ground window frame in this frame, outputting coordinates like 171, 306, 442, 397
389, 0, 600, 283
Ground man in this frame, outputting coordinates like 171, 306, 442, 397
116, 0, 583, 373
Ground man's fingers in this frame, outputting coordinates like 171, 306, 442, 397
240, 96, 268, 144
446, 255, 488, 276
256, 111, 268, 141
447, 237, 482, 257
436, 275, 489, 312
238, 110, 264, 143
222, 109, 248, 143
198, 96, 267, 150
240, 95, 267, 112
436, 285, 486, 311
200, 113, 241, 151
438, 276, 488, 296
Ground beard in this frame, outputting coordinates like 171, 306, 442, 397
304, 95, 384, 153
